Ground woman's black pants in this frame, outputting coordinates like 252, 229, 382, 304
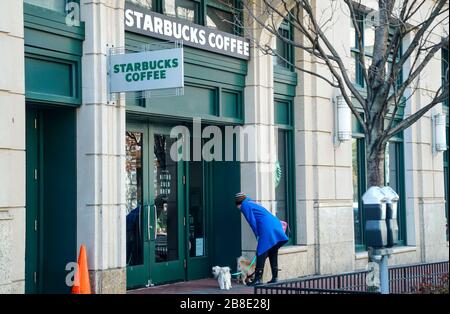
255, 241, 286, 278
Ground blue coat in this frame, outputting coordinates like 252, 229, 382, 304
240, 198, 288, 256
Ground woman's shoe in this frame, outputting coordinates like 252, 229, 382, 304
246, 269, 263, 286
267, 267, 279, 284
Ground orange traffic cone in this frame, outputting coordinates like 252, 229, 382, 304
72, 244, 92, 294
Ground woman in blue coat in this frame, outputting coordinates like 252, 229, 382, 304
235, 192, 288, 286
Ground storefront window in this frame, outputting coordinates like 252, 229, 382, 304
273, 19, 293, 70
24, 0, 68, 13
125, 131, 144, 266
164, 0, 198, 23
352, 132, 406, 250
352, 137, 365, 249
206, 6, 234, 33
385, 141, 405, 244
153, 133, 179, 262
385, 142, 398, 192
275, 129, 287, 222
127, 0, 240, 34
189, 161, 205, 257
350, 13, 401, 87
274, 99, 295, 244
364, 22, 375, 56
128, 0, 154, 10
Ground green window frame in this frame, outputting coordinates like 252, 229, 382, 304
274, 98, 296, 245
384, 137, 406, 246
352, 116, 407, 251
350, 14, 402, 89
24, 0, 77, 14
127, 0, 241, 35
274, 17, 294, 71
352, 115, 366, 252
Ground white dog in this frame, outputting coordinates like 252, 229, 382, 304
212, 266, 232, 290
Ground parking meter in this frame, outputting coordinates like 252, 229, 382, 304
381, 186, 399, 247
362, 187, 388, 248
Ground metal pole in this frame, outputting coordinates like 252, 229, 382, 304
380, 254, 389, 294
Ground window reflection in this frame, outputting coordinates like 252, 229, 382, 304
189, 162, 205, 257
352, 138, 363, 246
154, 134, 179, 262
364, 23, 375, 55
125, 131, 144, 266
164, 0, 197, 23
385, 141, 402, 243
128, 0, 153, 9
24, 0, 67, 13
206, 7, 234, 33
275, 129, 287, 222
350, 21, 357, 51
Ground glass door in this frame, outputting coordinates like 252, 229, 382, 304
148, 125, 186, 284
186, 160, 211, 280
125, 123, 151, 289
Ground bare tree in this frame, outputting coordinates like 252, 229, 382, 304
236, 0, 449, 187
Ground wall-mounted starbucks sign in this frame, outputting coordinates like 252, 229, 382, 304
124, 2, 250, 60
109, 48, 184, 93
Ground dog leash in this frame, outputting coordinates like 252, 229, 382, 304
231, 256, 257, 277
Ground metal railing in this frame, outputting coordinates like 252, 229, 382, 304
389, 261, 448, 293
254, 261, 448, 294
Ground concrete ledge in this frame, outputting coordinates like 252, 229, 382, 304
391, 246, 417, 254
355, 251, 368, 260
355, 246, 418, 260
279, 245, 308, 255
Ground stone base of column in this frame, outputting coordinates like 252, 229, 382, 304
420, 200, 449, 262
0, 212, 12, 293
89, 268, 126, 294
315, 203, 355, 275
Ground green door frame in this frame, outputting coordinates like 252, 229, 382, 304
125, 119, 242, 287
25, 108, 43, 293
148, 124, 186, 285
25, 105, 77, 293
126, 121, 151, 289
126, 121, 186, 287
185, 159, 212, 280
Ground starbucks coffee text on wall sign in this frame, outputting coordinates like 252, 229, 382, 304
109, 48, 184, 93
124, 2, 250, 60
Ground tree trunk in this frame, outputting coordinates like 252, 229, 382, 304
366, 141, 386, 187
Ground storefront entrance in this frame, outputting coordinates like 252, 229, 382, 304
25, 105, 77, 293
125, 120, 241, 289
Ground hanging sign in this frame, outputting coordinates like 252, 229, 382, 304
109, 48, 184, 93
124, 2, 250, 60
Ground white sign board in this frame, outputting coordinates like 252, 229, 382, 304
109, 48, 184, 93
195, 238, 204, 257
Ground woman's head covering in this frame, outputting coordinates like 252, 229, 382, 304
235, 192, 247, 205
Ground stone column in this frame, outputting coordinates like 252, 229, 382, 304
295, 0, 355, 275
404, 26, 449, 262
0, 0, 26, 294
77, 0, 126, 293
241, 3, 277, 255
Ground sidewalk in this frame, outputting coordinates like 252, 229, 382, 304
127, 278, 254, 294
